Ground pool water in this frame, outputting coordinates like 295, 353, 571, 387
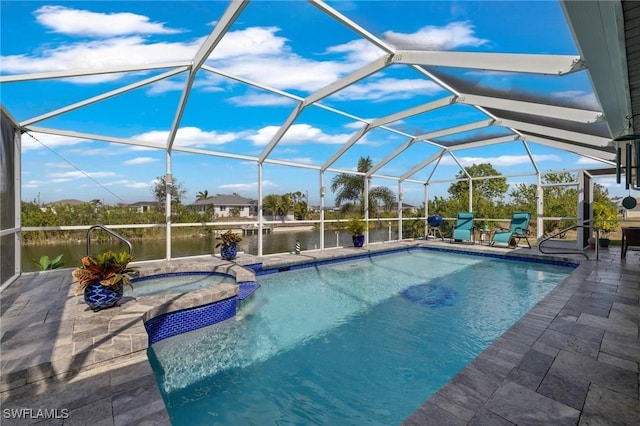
148, 250, 573, 425
129, 272, 236, 296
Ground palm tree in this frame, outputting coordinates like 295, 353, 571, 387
330, 156, 395, 215
196, 190, 209, 201
263, 194, 293, 220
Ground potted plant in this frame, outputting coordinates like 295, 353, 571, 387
71, 250, 135, 311
346, 217, 366, 248
593, 201, 619, 248
32, 254, 64, 270
216, 230, 243, 260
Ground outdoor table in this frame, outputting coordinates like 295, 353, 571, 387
621, 227, 640, 259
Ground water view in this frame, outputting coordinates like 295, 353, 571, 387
22, 228, 397, 272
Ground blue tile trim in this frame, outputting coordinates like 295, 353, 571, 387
244, 263, 263, 273
237, 281, 260, 300
256, 246, 578, 276
144, 297, 236, 345
415, 246, 580, 268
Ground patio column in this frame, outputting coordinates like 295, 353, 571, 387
258, 162, 263, 257
0, 114, 21, 289
398, 181, 403, 240
536, 174, 543, 240
364, 177, 370, 246
320, 172, 325, 250
165, 152, 172, 260
579, 170, 593, 248
424, 183, 429, 239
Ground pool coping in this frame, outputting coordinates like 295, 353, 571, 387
403, 245, 639, 425
0, 256, 254, 393
2, 241, 637, 425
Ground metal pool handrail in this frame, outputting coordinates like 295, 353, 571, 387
86, 224, 134, 257
537, 224, 598, 260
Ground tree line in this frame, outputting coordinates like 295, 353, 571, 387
21, 161, 620, 243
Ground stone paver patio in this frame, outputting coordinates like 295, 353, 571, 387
1, 241, 638, 425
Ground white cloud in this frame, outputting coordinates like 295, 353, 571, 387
228, 93, 298, 107
383, 22, 487, 50
344, 120, 370, 129
125, 182, 153, 188
440, 154, 560, 166
22, 132, 88, 151
595, 177, 617, 188
553, 90, 584, 99
68, 146, 130, 156
23, 180, 45, 188
129, 145, 158, 152
44, 162, 73, 169
325, 39, 387, 64
107, 179, 153, 188
281, 157, 317, 165
3, 11, 483, 103
147, 78, 190, 95
577, 157, 609, 165
1, 36, 203, 78
465, 70, 514, 77
211, 27, 288, 59
552, 90, 600, 110
220, 180, 275, 190
34, 5, 183, 37
133, 126, 248, 147
331, 78, 443, 102
218, 55, 351, 92
1, 25, 291, 80
122, 157, 159, 166
219, 183, 256, 190
48, 170, 117, 179
247, 124, 352, 146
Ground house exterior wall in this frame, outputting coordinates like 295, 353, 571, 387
214, 205, 251, 218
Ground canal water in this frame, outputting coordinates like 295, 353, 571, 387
22, 228, 398, 272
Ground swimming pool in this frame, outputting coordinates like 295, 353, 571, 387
129, 272, 236, 296
148, 249, 574, 425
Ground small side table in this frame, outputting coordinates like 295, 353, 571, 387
477, 228, 491, 245
621, 227, 640, 259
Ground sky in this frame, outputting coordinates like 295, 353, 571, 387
2, 0, 637, 207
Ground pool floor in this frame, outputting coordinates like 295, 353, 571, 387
149, 250, 573, 425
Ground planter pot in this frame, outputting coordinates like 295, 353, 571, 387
598, 238, 611, 248
84, 281, 123, 312
352, 235, 365, 248
220, 244, 237, 260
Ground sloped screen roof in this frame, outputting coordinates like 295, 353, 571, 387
0, 0, 623, 205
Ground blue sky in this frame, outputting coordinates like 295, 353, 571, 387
2, 1, 634, 207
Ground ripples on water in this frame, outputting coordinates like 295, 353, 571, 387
148, 250, 573, 425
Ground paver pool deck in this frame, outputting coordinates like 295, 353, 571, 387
1, 241, 638, 425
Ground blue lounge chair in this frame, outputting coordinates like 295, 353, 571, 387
491, 212, 532, 248
451, 212, 474, 244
